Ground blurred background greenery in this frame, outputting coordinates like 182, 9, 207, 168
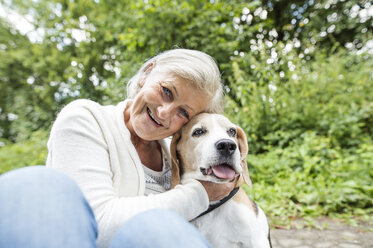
0, 0, 372, 226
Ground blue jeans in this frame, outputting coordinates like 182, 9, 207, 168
0, 166, 210, 248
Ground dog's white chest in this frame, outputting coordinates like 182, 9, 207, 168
192, 200, 270, 248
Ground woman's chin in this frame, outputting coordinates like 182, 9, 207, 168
134, 128, 166, 142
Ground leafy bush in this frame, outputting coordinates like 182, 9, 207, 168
0, 131, 48, 174
245, 132, 373, 221
225, 49, 373, 153
224, 48, 373, 224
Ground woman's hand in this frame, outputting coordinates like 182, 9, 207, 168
198, 178, 238, 202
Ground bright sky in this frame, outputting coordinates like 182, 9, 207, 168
0, 3, 43, 42
0, 4, 33, 33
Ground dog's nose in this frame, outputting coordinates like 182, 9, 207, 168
215, 139, 237, 156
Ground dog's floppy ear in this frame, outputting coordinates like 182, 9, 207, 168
236, 126, 252, 187
170, 132, 181, 189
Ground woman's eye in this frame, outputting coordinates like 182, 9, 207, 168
179, 109, 189, 119
192, 128, 207, 137
228, 128, 237, 137
162, 87, 172, 99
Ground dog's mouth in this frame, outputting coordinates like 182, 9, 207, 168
200, 164, 239, 181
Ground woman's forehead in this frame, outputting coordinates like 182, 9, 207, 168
152, 69, 196, 84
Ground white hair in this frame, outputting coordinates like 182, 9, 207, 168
126, 49, 223, 113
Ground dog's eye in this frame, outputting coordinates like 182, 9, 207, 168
192, 128, 207, 137
227, 128, 237, 137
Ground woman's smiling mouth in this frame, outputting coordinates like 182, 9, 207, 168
147, 107, 163, 126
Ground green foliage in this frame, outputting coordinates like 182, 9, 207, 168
0, 130, 48, 174
1, 0, 371, 141
245, 133, 373, 222
225, 49, 373, 224
225, 50, 373, 153
225, 49, 373, 223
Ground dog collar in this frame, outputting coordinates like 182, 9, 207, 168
192, 187, 240, 221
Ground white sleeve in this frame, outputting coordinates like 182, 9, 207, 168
46, 100, 209, 246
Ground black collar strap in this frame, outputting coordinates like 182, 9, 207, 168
192, 187, 239, 221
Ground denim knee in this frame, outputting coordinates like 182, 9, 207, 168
0, 166, 78, 191
0, 166, 97, 248
110, 209, 210, 248
0, 166, 92, 211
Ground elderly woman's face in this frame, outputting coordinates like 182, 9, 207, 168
129, 71, 209, 141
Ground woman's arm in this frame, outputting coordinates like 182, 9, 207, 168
46, 100, 209, 246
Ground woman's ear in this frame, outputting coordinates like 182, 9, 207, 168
170, 132, 181, 188
236, 126, 252, 187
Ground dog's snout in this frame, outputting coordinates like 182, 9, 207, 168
215, 139, 237, 156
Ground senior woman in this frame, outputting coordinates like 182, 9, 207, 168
0, 49, 236, 248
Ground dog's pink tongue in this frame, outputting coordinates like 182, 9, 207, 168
212, 165, 236, 180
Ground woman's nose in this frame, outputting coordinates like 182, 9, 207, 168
157, 104, 175, 124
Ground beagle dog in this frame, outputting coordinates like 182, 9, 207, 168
171, 113, 272, 248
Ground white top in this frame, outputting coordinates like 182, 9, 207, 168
143, 165, 171, 195
143, 145, 172, 195
46, 99, 209, 248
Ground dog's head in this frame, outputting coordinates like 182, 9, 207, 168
170, 113, 251, 188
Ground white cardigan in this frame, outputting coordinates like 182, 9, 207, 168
46, 99, 209, 248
